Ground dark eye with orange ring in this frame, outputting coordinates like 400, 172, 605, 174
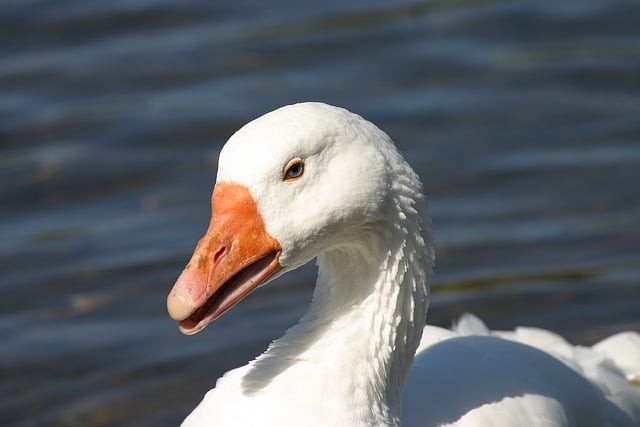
283, 159, 304, 181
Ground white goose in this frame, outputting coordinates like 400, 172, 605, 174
167, 103, 640, 426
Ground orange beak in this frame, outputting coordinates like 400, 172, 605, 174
167, 182, 282, 335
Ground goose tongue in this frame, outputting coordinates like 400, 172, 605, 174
167, 182, 282, 335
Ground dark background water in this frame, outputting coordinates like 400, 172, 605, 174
2, 0, 639, 425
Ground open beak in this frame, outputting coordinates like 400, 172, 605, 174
167, 182, 282, 335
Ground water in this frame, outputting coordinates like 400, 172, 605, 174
2, 0, 639, 425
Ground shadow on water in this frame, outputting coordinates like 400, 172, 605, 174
1, 0, 639, 425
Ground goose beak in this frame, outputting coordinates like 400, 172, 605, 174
167, 182, 282, 335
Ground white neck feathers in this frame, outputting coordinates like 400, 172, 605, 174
237, 174, 434, 426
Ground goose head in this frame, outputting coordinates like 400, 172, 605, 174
167, 102, 427, 335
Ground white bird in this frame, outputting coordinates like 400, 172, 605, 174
167, 102, 640, 426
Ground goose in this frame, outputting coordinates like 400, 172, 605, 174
167, 102, 640, 426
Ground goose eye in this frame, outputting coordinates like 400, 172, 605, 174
283, 159, 304, 181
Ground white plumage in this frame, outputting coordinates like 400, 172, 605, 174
167, 102, 640, 426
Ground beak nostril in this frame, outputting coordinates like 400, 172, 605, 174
213, 247, 227, 265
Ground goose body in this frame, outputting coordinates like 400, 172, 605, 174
167, 103, 640, 426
